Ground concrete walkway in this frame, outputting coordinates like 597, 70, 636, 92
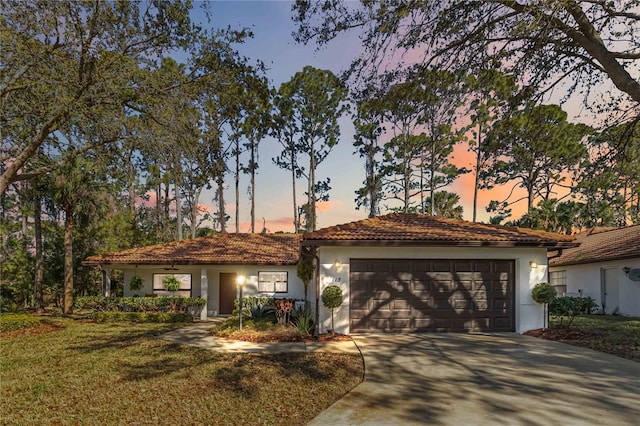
160, 319, 360, 354
309, 333, 640, 426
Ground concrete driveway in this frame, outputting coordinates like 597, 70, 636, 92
309, 333, 640, 425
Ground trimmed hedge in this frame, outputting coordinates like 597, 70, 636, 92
74, 296, 205, 316
92, 312, 193, 323
0, 313, 42, 332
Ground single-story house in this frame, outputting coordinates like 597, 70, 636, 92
549, 225, 640, 316
85, 213, 577, 333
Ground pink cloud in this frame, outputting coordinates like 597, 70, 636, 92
316, 199, 343, 213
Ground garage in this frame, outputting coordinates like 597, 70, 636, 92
349, 258, 515, 332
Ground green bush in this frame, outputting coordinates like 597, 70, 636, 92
74, 296, 205, 316
129, 275, 144, 292
163, 275, 181, 292
92, 312, 193, 323
531, 282, 556, 304
292, 303, 314, 336
0, 313, 42, 332
550, 296, 598, 327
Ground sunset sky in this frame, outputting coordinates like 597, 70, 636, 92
184, 1, 606, 233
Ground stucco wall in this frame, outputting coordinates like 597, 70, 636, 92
315, 246, 548, 334
550, 258, 640, 316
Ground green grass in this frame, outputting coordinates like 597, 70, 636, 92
0, 313, 41, 332
0, 317, 363, 425
549, 315, 640, 361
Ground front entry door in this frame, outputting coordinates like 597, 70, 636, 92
219, 273, 237, 315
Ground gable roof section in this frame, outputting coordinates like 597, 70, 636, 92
550, 225, 640, 267
303, 213, 577, 247
84, 233, 302, 266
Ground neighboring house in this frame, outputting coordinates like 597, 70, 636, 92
549, 225, 640, 316
85, 213, 576, 333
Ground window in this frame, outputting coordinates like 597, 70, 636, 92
152, 274, 192, 297
549, 270, 567, 296
258, 271, 288, 293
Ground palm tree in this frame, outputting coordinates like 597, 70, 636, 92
426, 191, 464, 219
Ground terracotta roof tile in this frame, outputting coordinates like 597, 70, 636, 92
84, 233, 302, 266
303, 213, 576, 247
550, 225, 640, 266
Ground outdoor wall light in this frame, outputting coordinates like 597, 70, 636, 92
623, 267, 631, 275
529, 260, 538, 269
333, 260, 342, 270
236, 275, 246, 330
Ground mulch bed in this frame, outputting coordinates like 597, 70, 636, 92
524, 326, 640, 362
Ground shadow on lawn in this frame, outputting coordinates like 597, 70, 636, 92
67, 322, 361, 399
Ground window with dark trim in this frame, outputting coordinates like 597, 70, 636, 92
258, 271, 288, 293
549, 270, 567, 296
152, 274, 192, 297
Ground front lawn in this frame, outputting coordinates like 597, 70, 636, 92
0, 317, 363, 425
526, 315, 640, 362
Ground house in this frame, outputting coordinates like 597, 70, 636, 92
548, 225, 640, 316
85, 213, 577, 333
84, 233, 305, 319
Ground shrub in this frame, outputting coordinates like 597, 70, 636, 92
550, 296, 598, 327
74, 296, 205, 316
0, 313, 41, 332
163, 275, 181, 293
248, 304, 275, 322
322, 285, 343, 332
531, 282, 556, 305
129, 275, 144, 292
292, 303, 314, 336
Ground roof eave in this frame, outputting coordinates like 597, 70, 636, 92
82, 260, 299, 267
301, 239, 578, 248
550, 253, 640, 267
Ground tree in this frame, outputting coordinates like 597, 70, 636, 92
353, 92, 385, 217
576, 120, 640, 226
276, 66, 348, 231
293, 1, 640, 118
321, 285, 343, 334
464, 68, 518, 222
1, 0, 203, 193
426, 191, 464, 220
484, 104, 589, 216
49, 153, 109, 314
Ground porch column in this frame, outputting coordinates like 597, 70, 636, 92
200, 268, 208, 320
102, 267, 112, 297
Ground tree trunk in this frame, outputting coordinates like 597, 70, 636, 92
63, 209, 74, 315
309, 139, 317, 231
235, 138, 240, 234
250, 137, 256, 233
291, 145, 299, 232
218, 177, 226, 233
34, 194, 44, 313
367, 142, 378, 218
191, 188, 202, 239
176, 182, 182, 240
472, 122, 482, 222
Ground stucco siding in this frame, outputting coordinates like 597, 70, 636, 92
316, 246, 548, 334
550, 258, 640, 316
120, 264, 304, 317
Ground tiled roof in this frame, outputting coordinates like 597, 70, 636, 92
84, 233, 302, 266
550, 225, 640, 267
303, 213, 576, 247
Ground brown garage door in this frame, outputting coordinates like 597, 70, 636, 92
349, 259, 514, 332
